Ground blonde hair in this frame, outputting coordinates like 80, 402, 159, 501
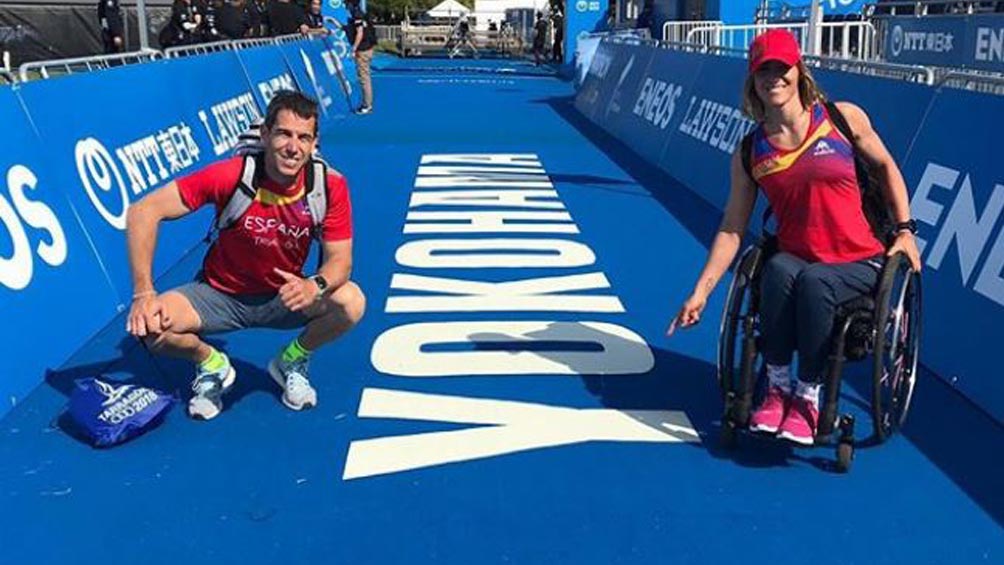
742, 61, 826, 122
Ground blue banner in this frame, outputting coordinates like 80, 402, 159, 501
899, 86, 1004, 421
566, 0, 610, 65
0, 40, 359, 418
275, 38, 344, 122
0, 87, 123, 408
884, 14, 1004, 73
657, 54, 753, 211
15, 56, 252, 305
236, 44, 301, 110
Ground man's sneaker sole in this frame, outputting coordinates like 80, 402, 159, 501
777, 430, 815, 446
188, 366, 236, 421
268, 359, 317, 411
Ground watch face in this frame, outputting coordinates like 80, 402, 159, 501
314, 275, 328, 290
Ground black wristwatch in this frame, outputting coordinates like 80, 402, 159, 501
894, 219, 918, 235
311, 275, 329, 300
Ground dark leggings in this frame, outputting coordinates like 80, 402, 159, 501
759, 252, 881, 382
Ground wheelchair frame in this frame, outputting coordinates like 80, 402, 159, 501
716, 236, 922, 472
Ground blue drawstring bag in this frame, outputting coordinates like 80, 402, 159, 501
66, 378, 175, 447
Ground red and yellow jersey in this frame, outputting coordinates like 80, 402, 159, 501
750, 103, 884, 263
177, 156, 353, 295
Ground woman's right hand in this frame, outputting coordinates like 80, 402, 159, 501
667, 294, 708, 336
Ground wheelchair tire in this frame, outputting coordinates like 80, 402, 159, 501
717, 245, 763, 397
871, 253, 922, 442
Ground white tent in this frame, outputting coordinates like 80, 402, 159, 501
426, 0, 471, 19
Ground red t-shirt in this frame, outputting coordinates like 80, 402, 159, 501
176, 156, 352, 295
750, 104, 884, 263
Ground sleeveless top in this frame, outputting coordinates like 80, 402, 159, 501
750, 103, 884, 263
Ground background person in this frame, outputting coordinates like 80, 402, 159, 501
345, 0, 376, 114
97, 0, 124, 53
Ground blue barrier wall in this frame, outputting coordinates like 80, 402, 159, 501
883, 14, 1004, 73
576, 40, 1004, 423
0, 36, 356, 417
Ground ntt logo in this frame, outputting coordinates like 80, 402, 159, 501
891, 25, 904, 57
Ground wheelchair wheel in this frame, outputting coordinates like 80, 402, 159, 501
871, 253, 922, 442
717, 244, 764, 397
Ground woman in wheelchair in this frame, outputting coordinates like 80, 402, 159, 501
668, 30, 922, 446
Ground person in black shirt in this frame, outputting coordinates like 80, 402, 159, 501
532, 11, 548, 66
303, 0, 329, 36
345, 1, 376, 113
268, 0, 308, 36
161, 0, 202, 47
98, 0, 124, 53
200, 0, 224, 42
244, 0, 268, 36
550, 8, 564, 62
217, 0, 250, 39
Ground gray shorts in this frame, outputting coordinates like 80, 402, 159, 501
173, 279, 310, 334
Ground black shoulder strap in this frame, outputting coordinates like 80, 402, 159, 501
740, 129, 756, 184
825, 101, 856, 147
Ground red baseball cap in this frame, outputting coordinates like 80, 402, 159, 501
748, 29, 802, 73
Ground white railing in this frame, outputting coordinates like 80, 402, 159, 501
864, 0, 1003, 16
804, 55, 935, 85
937, 70, 1004, 95
661, 20, 723, 43
164, 40, 235, 58
657, 39, 936, 85
685, 21, 879, 60
19, 48, 163, 82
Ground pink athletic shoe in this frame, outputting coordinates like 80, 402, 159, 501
749, 386, 788, 434
778, 395, 819, 446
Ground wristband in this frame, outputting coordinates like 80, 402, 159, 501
132, 290, 156, 300
894, 219, 918, 235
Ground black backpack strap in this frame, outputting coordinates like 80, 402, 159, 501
740, 129, 756, 185
824, 101, 856, 147
825, 101, 893, 241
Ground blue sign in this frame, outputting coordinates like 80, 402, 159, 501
884, 14, 1004, 73
899, 86, 1004, 421
15, 57, 248, 305
0, 87, 123, 409
236, 44, 301, 110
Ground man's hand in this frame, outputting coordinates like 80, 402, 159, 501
126, 294, 171, 337
887, 231, 922, 272
275, 268, 320, 312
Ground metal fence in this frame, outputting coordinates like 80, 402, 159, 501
661, 20, 724, 43
18, 33, 328, 81
863, 0, 1004, 16
936, 70, 1004, 95
656, 38, 1004, 92
18, 48, 163, 82
685, 21, 879, 60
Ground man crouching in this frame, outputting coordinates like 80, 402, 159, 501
125, 91, 365, 420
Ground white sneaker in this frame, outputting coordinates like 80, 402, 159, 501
268, 355, 317, 411
188, 353, 236, 420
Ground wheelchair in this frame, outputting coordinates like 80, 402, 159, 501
716, 234, 922, 472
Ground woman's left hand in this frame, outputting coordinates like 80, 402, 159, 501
887, 231, 922, 272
